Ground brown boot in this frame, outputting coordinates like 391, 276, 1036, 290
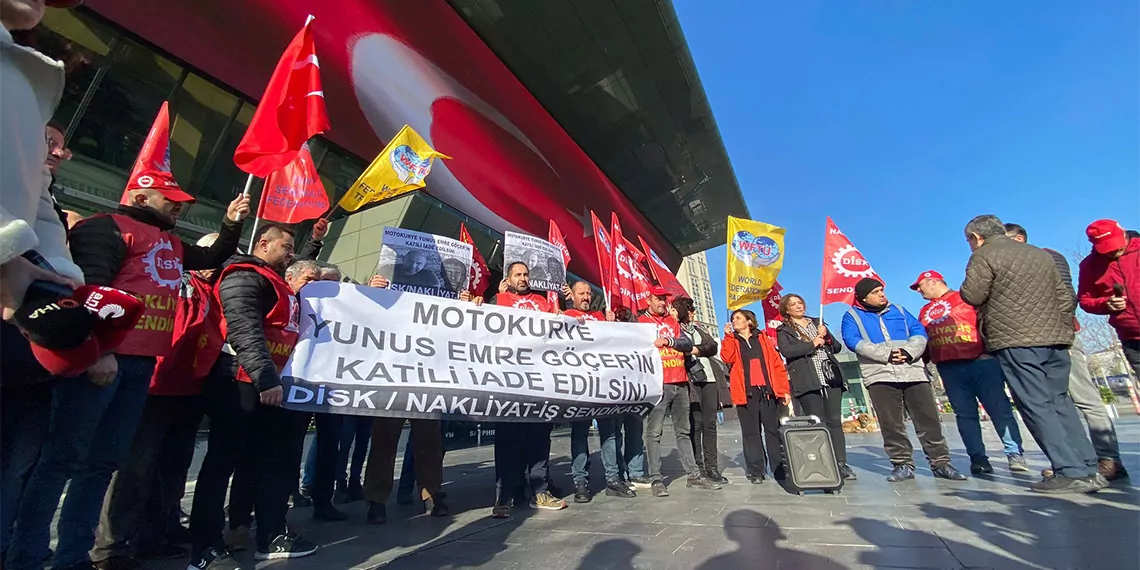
1098, 459, 1129, 482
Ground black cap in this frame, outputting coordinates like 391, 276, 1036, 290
854, 278, 884, 303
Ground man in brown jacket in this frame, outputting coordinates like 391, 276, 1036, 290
960, 214, 1104, 494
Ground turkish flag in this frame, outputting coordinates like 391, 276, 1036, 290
548, 220, 570, 307
120, 101, 171, 204
459, 223, 491, 297
637, 236, 689, 299
589, 211, 614, 305
761, 280, 784, 341
255, 142, 329, 223
820, 217, 883, 306
233, 16, 329, 177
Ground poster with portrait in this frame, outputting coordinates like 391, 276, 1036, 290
376, 227, 474, 299
503, 231, 566, 292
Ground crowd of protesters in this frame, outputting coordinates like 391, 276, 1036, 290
3, 3, 1140, 570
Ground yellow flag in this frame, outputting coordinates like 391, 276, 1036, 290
337, 125, 451, 212
726, 216, 786, 311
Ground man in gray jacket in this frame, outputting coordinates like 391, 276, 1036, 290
961, 214, 1105, 494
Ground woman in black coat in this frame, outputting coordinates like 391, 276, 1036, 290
775, 293, 855, 480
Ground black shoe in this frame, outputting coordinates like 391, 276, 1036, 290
136, 541, 187, 560
333, 481, 351, 504
604, 479, 636, 498
969, 459, 994, 475
748, 474, 765, 485
573, 480, 592, 503
291, 491, 312, 508
348, 479, 365, 502
886, 464, 916, 482
428, 493, 450, 517
839, 463, 857, 481
772, 464, 787, 481
650, 480, 669, 497
932, 464, 968, 481
706, 469, 729, 485
187, 547, 242, 570
253, 532, 318, 561
312, 502, 349, 522
686, 474, 721, 490
366, 501, 388, 524
1029, 474, 1098, 494
93, 556, 142, 570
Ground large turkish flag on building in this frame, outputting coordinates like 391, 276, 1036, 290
820, 217, 882, 306
233, 16, 329, 177
255, 142, 329, 223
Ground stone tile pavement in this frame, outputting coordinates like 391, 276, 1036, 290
135, 415, 1140, 569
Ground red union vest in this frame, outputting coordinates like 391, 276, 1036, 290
563, 308, 603, 321
918, 290, 986, 363
98, 214, 185, 357
638, 312, 686, 384
216, 262, 300, 384
495, 290, 556, 314
150, 272, 222, 395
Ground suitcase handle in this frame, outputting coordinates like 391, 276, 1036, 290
780, 415, 821, 426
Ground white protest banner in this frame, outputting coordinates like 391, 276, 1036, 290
503, 231, 566, 292
376, 227, 473, 299
282, 282, 664, 422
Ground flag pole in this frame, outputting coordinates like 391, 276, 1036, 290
245, 176, 264, 254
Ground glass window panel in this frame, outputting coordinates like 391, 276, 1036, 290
168, 74, 240, 195
182, 103, 254, 231
315, 146, 367, 210
38, 10, 119, 130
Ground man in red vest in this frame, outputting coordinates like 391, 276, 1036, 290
188, 223, 318, 570
911, 270, 1027, 476
7, 170, 247, 570
639, 286, 716, 497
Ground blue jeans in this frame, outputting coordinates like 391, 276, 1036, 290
936, 358, 1023, 463
0, 387, 52, 559
570, 421, 592, 484
995, 347, 1096, 479
337, 416, 373, 484
598, 414, 645, 480
6, 355, 155, 570
301, 437, 318, 490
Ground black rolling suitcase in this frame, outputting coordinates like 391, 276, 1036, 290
779, 415, 844, 495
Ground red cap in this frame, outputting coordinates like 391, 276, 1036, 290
28, 286, 144, 377
648, 285, 671, 298
126, 170, 195, 203
909, 270, 944, 290
1086, 219, 1127, 255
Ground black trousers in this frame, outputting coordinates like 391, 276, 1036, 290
795, 386, 847, 463
92, 395, 202, 561
689, 381, 720, 473
867, 381, 951, 467
494, 423, 553, 500
189, 374, 295, 554
735, 386, 784, 477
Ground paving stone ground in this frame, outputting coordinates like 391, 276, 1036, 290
129, 413, 1140, 569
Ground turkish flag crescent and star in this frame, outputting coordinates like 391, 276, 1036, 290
760, 280, 784, 340
120, 101, 171, 204
233, 16, 330, 177
637, 236, 689, 299
459, 223, 491, 297
589, 211, 614, 304
820, 217, 883, 306
548, 220, 571, 307
255, 142, 329, 223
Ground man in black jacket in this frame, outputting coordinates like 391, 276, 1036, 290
188, 223, 318, 570
7, 172, 247, 570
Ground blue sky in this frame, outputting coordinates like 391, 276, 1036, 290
674, 1, 1140, 327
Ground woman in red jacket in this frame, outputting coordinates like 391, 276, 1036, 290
721, 309, 792, 484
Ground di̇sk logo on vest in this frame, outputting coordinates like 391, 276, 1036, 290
142, 239, 184, 289
920, 300, 953, 325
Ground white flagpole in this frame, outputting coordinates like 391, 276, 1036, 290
238, 173, 259, 254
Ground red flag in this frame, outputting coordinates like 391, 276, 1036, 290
821, 217, 883, 306
637, 236, 689, 299
610, 213, 636, 310
589, 211, 615, 305
547, 220, 571, 307
121, 101, 171, 204
459, 223, 491, 297
254, 142, 329, 223
623, 237, 653, 312
761, 281, 784, 340
233, 16, 329, 177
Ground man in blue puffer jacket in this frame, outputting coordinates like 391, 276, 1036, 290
841, 278, 967, 483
